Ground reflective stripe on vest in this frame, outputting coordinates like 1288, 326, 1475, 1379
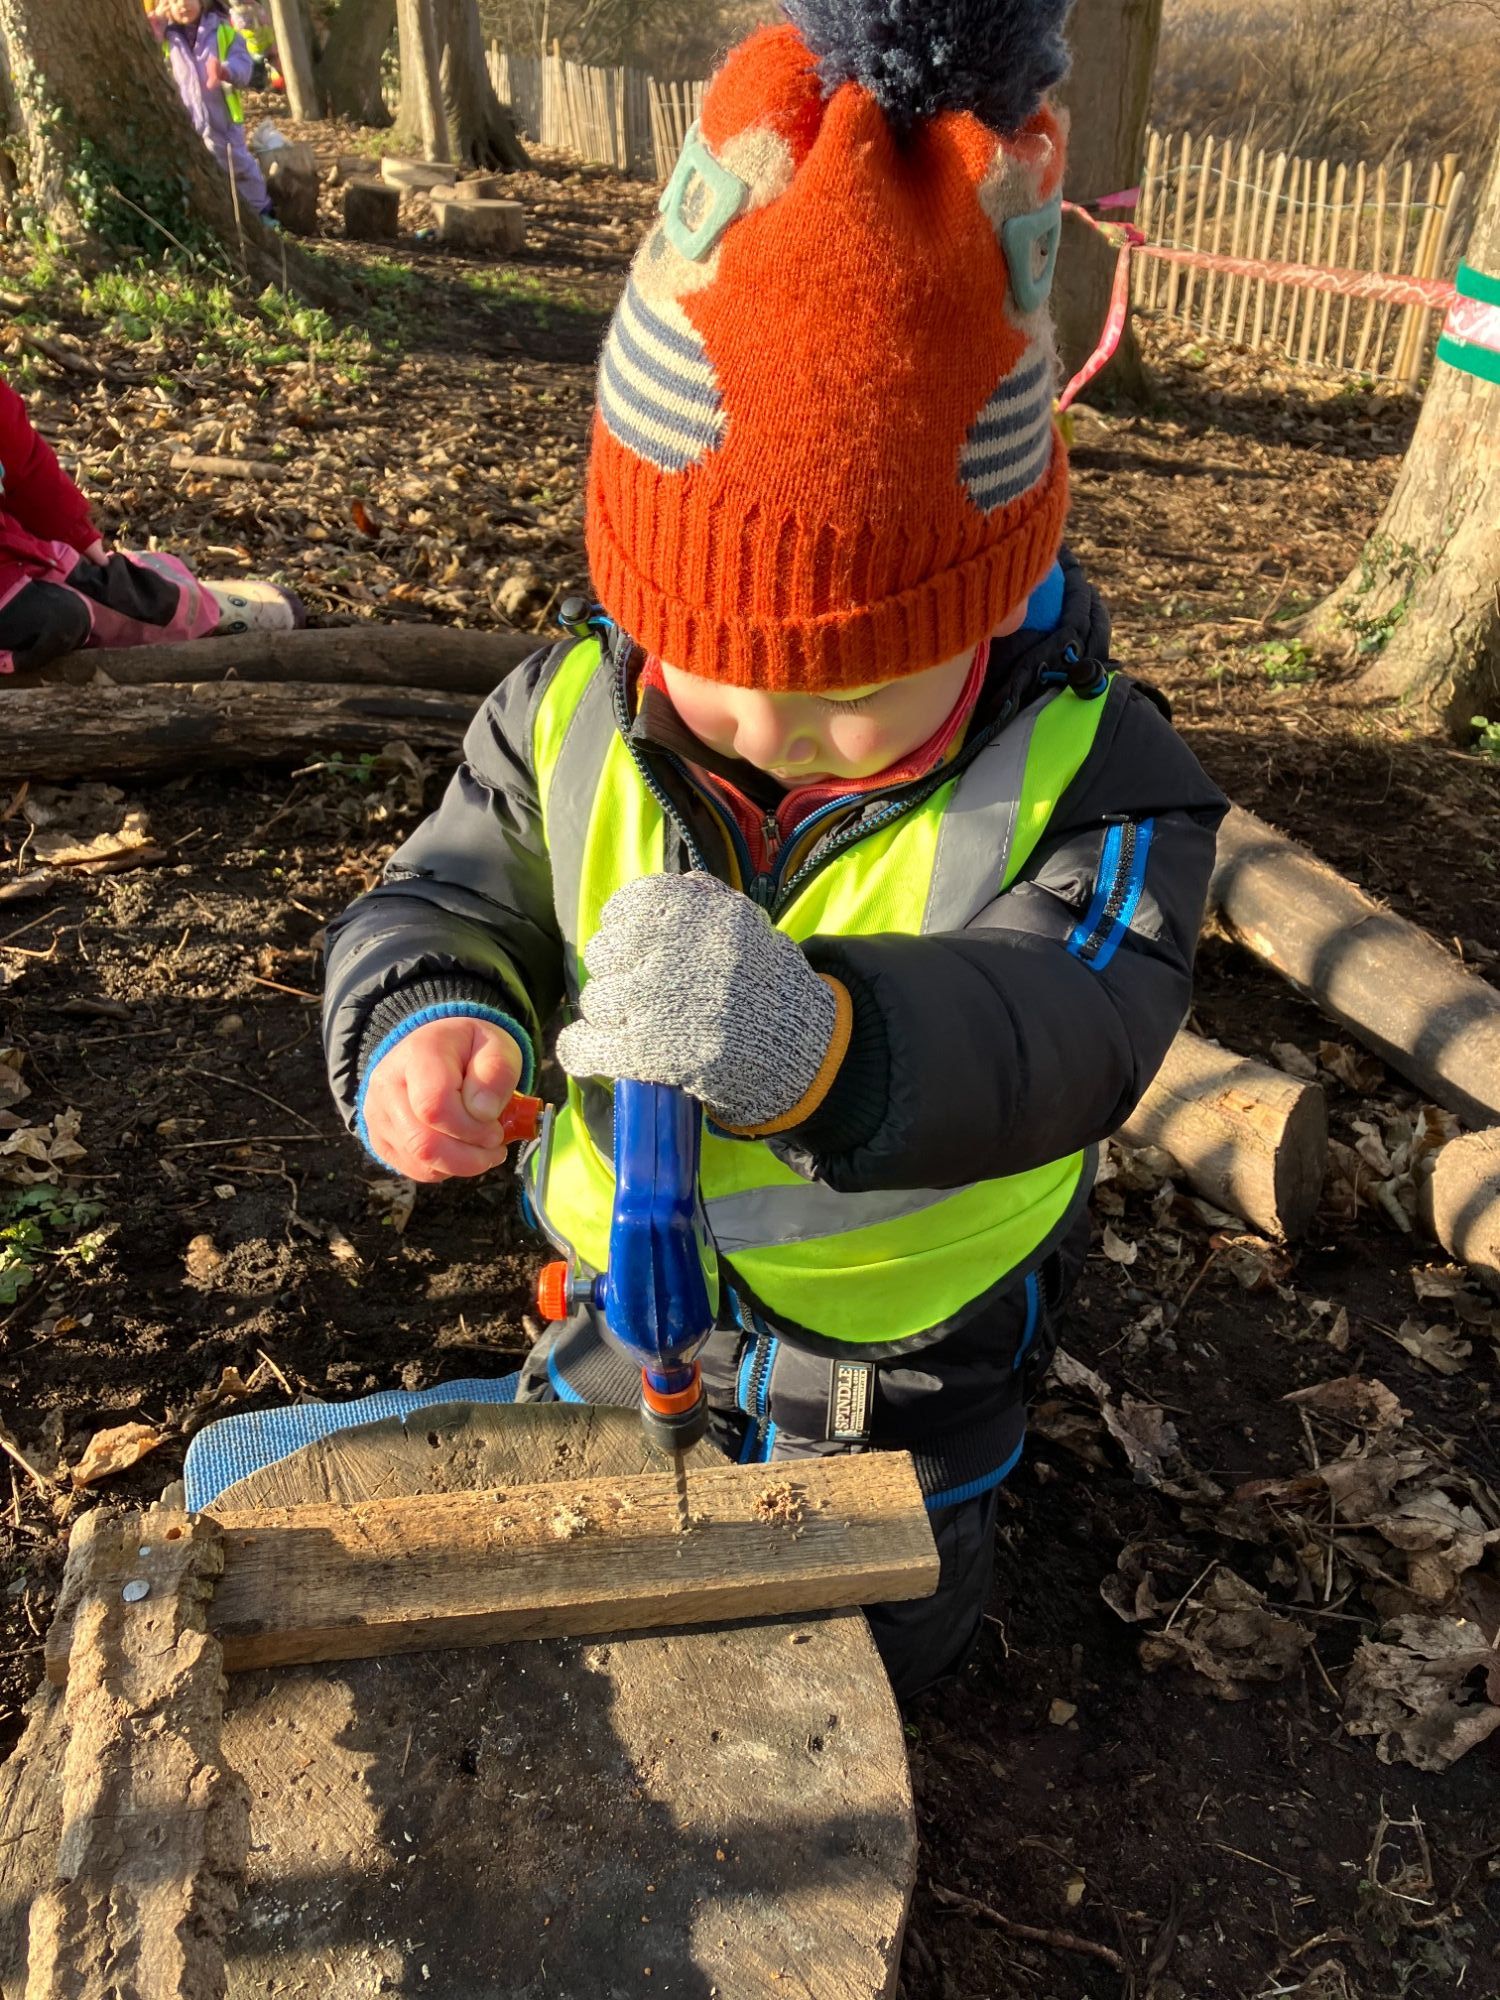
218, 21, 245, 125
528, 639, 1111, 1348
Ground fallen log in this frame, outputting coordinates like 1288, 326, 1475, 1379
1423, 1128, 1500, 1293
44, 1452, 938, 1679
1118, 1029, 1327, 1239
0, 682, 478, 781
24, 623, 541, 695
25, 1504, 247, 2000
1211, 805, 1500, 1129
169, 453, 289, 481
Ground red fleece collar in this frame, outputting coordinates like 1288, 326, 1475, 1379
639, 642, 990, 870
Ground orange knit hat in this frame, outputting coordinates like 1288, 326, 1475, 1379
585, 1, 1073, 693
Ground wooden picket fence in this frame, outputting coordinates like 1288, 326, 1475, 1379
1134, 128, 1469, 384
486, 47, 703, 182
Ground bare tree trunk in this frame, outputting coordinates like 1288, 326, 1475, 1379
317, 0, 397, 126
395, 0, 529, 169
395, 0, 451, 161
1304, 129, 1500, 736
1053, 0, 1164, 397
0, 0, 337, 297
269, 0, 320, 123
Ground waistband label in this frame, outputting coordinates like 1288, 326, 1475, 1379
828, 1361, 876, 1443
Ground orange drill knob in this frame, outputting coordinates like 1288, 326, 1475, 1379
536, 1260, 573, 1322
502, 1093, 542, 1144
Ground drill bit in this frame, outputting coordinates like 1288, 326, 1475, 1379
671, 1443, 690, 1535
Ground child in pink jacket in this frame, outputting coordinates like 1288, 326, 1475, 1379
0, 375, 299, 676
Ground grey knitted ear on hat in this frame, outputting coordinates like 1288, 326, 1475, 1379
781, 0, 1073, 137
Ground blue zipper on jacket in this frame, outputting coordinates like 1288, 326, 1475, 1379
736, 1325, 778, 1463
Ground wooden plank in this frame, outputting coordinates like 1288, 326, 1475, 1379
29, 1506, 248, 1999
1201, 130, 1233, 330
1181, 134, 1215, 324
1211, 804, 1500, 1129
1234, 146, 1267, 344
1218, 140, 1252, 337
1270, 155, 1303, 350
1334, 161, 1366, 369
1163, 130, 1193, 319
1287, 150, 1316, 355
1249, 151, 1288, 349
1353, 160, 1389, 373
1298, 155, 1329, 362
1313, 162, 1348, 366
1136, 127, 1163, 308
48, 1454, 938, 1681
1373, 158, 1415, 375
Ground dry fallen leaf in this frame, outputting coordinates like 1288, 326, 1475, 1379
1393, 1318, 1472, 1375
1284, 1375, 1408, 1431
71, 1420, 165, 1488
1270, 1041, 1319, 1081
367, 1175, 417, 1235
1343, 1614, 1500, 1770
1317, 1041, 1385, 1094
1137, 1568, 1313, 1699
1100, 1223, 1138, 1266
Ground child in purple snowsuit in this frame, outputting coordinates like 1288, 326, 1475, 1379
151, 0, 272, 218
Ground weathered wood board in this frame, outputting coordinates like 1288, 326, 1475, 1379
1, 1402, 919, 2000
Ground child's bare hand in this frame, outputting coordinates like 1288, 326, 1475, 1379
205, 55, 224, 88
362, 1017, 523, 1182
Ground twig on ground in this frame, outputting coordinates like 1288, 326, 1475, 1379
0, 1420, 57, 1495
184, 1066, 321, 1133
247, 973, 320, 1001
927, 1881, 1128, 1975
159, 1133, 323, 1152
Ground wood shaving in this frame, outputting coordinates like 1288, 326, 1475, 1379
549, 1504, 590, 1540
752, 1480, 803, 1526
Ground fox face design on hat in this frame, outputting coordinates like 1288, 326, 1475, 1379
586, 0, 1073, 692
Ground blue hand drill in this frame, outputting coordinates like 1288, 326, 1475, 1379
535, 1080, 716, 1455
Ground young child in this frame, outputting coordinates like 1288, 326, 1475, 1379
150, 0, 273, 220
323, 0, 1228, 1700
1, 373, 300, 674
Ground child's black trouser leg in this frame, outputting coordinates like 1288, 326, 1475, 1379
0, 579, 92, 673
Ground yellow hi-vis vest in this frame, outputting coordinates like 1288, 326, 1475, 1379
217, 21, 246, 126
524, 639, 1111, 1351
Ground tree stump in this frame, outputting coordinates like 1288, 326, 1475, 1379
451, 173, 509, 201
260, 141, 322, 237
0, 1403, 917, 1999
432, 193, 526, 254
344, 177, 401, 241
381, 155, 459, 190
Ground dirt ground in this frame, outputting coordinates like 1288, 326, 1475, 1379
1, 119, 1497, 2000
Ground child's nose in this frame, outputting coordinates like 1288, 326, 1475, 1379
728, 694, 809, 771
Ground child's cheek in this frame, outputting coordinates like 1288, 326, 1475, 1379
827, 711, 896, 775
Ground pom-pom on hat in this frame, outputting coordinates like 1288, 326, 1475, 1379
586, 0, 1073, 693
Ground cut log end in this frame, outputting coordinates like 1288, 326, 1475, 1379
1424, 1128, 1500, 1293
1118, 1030, 1328, 1240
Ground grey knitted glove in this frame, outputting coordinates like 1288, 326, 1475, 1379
555, 873, 845, 1131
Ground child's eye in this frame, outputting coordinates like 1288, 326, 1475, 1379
818, 692, 877, 713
